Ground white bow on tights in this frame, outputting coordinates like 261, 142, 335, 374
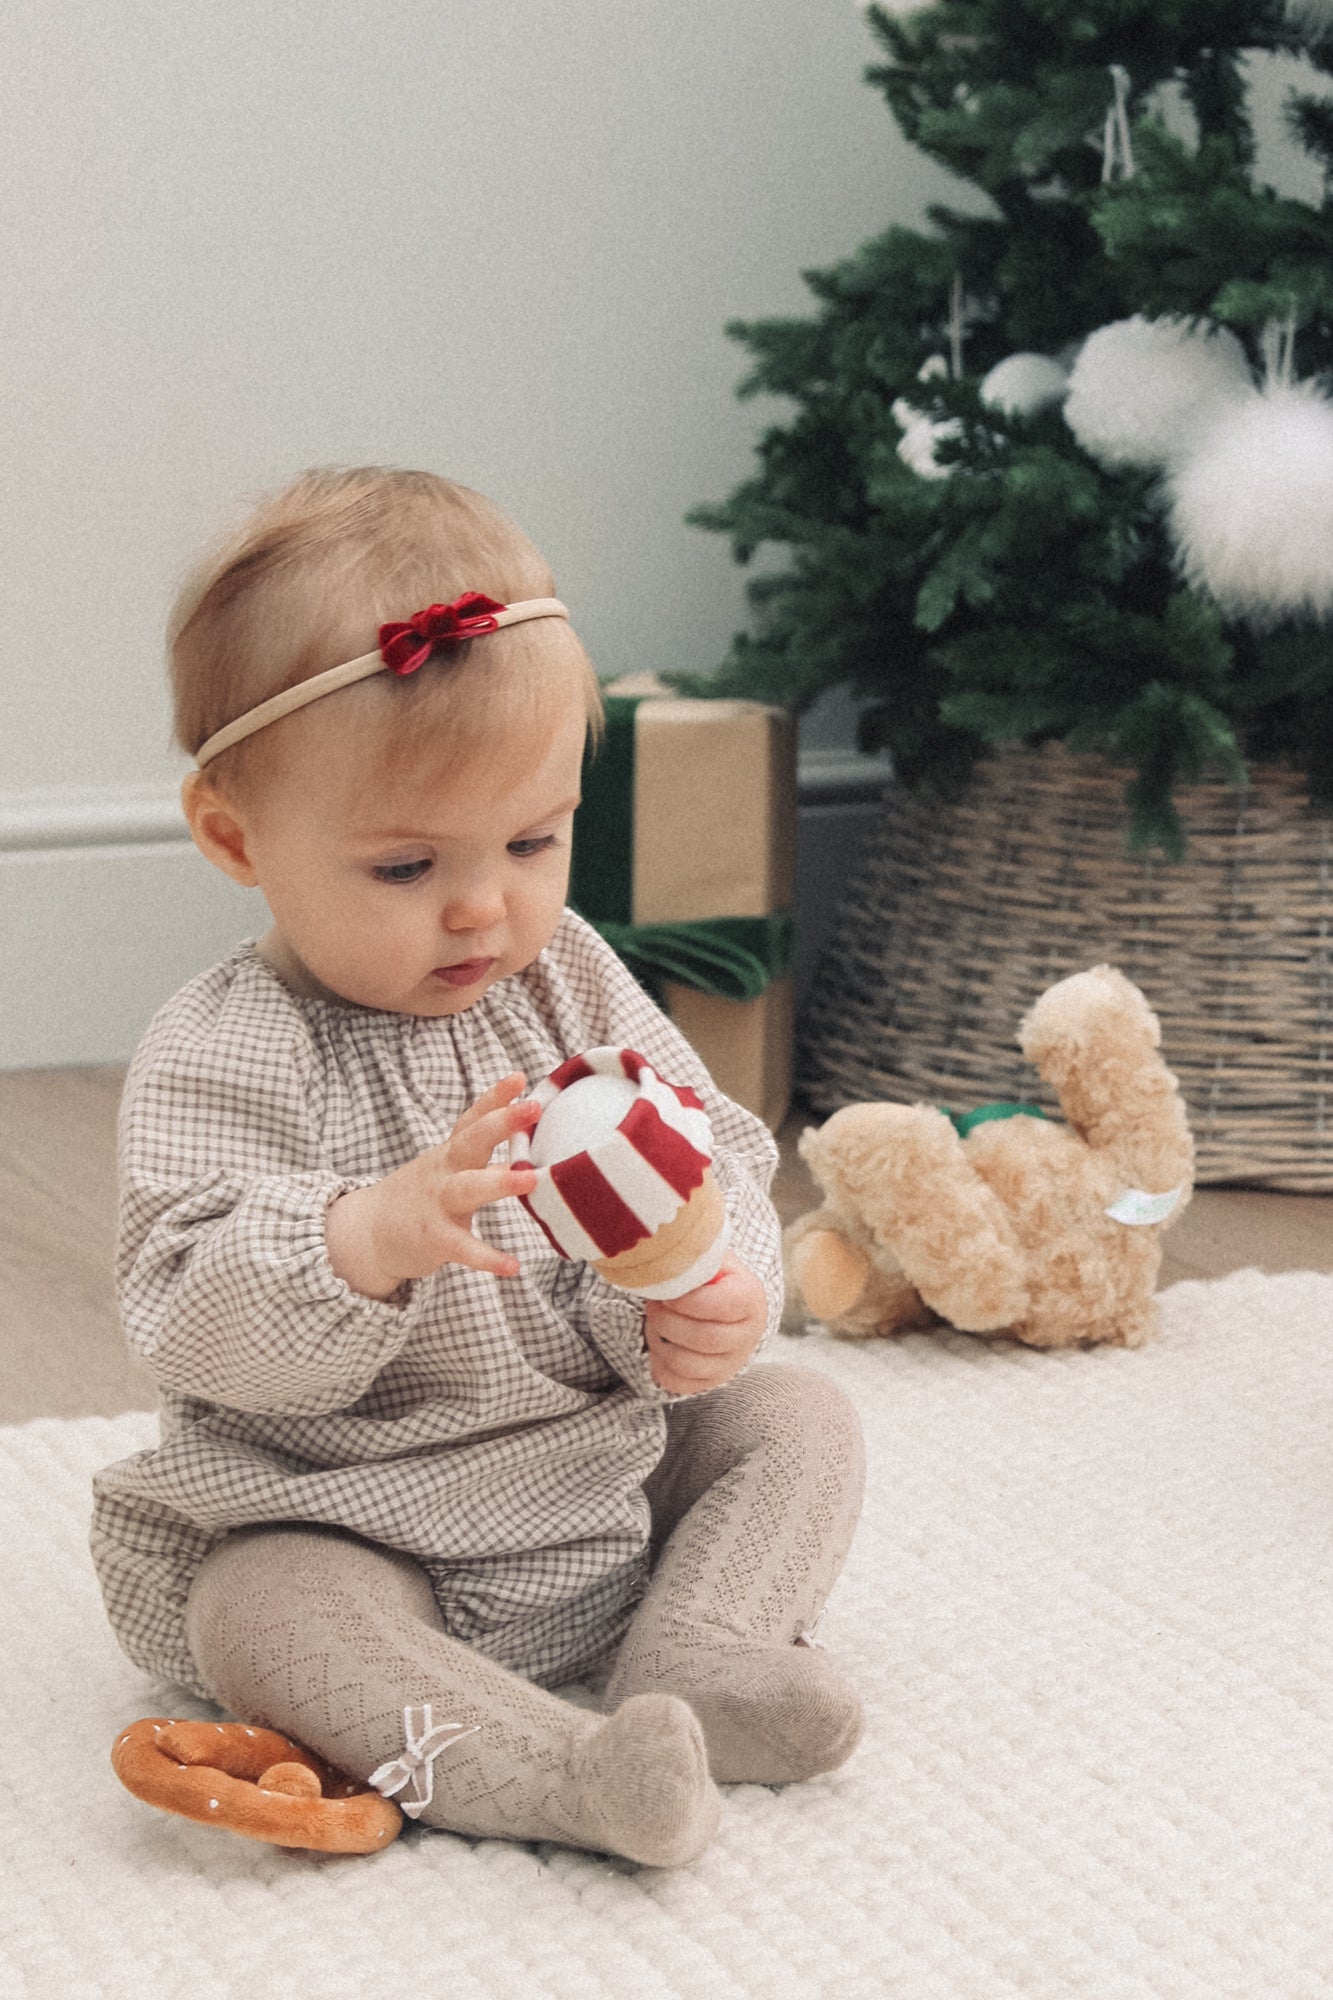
368, 1703, 480, 1818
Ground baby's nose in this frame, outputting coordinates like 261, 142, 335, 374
440, 875, 505, 930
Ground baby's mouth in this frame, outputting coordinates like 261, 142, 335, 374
432, 957, 497, 989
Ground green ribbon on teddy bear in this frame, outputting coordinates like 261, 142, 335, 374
943, 1102, 1049, 1138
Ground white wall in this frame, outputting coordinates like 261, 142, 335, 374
0, 0, 962, 1065
4, 12, 1314, 1068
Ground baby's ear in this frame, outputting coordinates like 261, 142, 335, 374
180, 771, 259, 886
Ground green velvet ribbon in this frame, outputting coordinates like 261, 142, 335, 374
944, 1101, 1049, 1138
593, 913, 796, 1003
569, 693, 795, 1000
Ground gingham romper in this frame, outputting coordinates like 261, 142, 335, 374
91, 910, 781, 1698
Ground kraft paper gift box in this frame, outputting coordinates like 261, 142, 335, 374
569, 676, 797, 1131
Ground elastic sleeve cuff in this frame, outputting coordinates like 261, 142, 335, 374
135, 1173, 430, 1413
321, 1183, 417, 1314
583, 1286, 679, 1405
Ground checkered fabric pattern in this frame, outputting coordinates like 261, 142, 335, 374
90, 910, 781, 1698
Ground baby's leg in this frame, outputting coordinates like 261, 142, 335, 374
605, 1363, 865, 1784
185, 1525, 719, 1866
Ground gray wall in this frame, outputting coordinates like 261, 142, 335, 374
1, 0, 962, 800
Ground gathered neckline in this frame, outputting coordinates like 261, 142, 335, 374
231, 936, 526, 1029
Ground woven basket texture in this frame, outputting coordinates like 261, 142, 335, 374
798, 745, 1333, 1190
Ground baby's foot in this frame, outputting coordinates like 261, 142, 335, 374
569, 1693, 721, 1866
613, 1641, 864, 1786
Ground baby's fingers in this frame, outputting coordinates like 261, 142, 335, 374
438, 1225, 525, 1281
665, 1262, 762, 1323
644, 1316, 729, 1356
451, 1073, 528, 1140
439, 1162, 536, 1222
644, 1327, 736, 1395
447, 1096, 540, 1173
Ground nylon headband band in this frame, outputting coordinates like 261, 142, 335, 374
193, 596, 571, 769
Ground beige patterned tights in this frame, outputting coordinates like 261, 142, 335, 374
183, 1363, 864, 1865
185, 1527, 719, 1866
606, 1362, 866, 1783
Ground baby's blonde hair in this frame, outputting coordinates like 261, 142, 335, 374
171, 466, 602, 796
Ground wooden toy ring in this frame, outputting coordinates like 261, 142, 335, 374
111, 1718, 403, 1853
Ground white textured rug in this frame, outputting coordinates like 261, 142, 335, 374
5, 1269, 1333, 2000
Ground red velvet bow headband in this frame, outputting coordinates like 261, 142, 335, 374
193, 593, 570, 769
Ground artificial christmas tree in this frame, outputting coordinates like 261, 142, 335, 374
691, 0, 1333, 848
690, 0, 1333, 1186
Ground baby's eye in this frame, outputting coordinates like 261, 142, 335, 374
508, 835, 558, 858
372, 859, 432, 884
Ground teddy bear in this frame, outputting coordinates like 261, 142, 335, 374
786, 965, 1194, 1350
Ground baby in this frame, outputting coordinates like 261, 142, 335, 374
92, 467, 865, 1866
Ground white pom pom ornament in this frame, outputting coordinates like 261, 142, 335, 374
1064, 316, 1252, 469
979, 352, 1070, 416
1167, 379, 1333, 622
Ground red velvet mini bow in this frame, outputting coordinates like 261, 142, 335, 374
378, 594, 507, 675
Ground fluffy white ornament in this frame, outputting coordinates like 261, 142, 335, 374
893, 396, 961, 479
1064, 316, 1252, 469
1168, 380, 1333, 621
980, 352, 1070, 416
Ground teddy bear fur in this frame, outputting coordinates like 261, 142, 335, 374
787, 965, 1194, 1350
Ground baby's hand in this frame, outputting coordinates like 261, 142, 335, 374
326, 1073, 539, 1300
643, 1254, 767, 1396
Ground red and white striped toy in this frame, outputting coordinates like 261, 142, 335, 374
511, 1046, 730, 1299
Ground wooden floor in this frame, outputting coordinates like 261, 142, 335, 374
1, 1064, 1330, 1425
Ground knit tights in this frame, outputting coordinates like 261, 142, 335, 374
184, 1363, 863, 1864
185, 1525, 718, 1865
606, 1362, 866, 1783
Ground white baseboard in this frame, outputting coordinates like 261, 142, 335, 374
0, 784, 190, 852
0, 789, 266, 1069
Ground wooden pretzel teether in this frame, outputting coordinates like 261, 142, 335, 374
111, 1718, 403, 1853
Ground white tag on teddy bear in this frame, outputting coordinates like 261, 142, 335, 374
1105, 1184, 1185, 1226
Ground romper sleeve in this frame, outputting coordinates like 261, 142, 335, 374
525, 912, 784, 1398
117, 971, 427, 1416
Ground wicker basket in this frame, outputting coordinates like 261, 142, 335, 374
798, 745, 1333, 1190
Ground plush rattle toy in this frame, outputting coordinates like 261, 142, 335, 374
111, 1718, 403, 1852
786, 965, 1194, 1350
511, 1046, 730, 1297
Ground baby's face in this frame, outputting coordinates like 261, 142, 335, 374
237, 702, 587, 1016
